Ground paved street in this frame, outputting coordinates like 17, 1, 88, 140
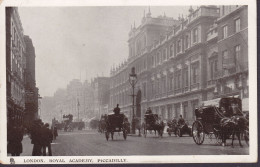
21, 129, 249, 156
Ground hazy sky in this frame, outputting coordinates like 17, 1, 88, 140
18, 6, 190, 97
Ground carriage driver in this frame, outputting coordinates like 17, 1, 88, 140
171, 117, 177, 124
114, 104, 120, 115
145, 107, 152, 114
178, 115, 185, 125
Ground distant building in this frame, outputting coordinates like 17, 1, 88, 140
109, 5, 248, 124
6, 7, 26, 126
41, 79, 94, 123
91, 77, 110, 118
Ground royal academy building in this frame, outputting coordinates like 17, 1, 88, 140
109, 5, 248, 124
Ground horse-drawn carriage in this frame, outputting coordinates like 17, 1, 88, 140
176, 122, 192, 137
192, 97, 249, 146
167, 120, 192, 137
143, 113, 165, 138
105, 113, 129, 141
166, 120, 177, 136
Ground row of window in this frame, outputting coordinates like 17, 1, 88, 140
222, 45, 241, 69
151, 65, 199, 96
11, 52, 24, 81
11, 81, 24, 104
11, 20, 24, 54
113, 44, 242, 103
151, 27, 200, 67
208, 45, 241, 81
222, 18, 241, 39
111, 63, 200, 105
220, 6, 241, 17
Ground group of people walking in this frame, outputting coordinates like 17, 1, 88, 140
30, 119, 58, 156
7, 118, 58, 156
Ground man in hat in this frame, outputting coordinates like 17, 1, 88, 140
31, 119, 42, 156
145, 107, 152, 114
113, 104, 120, 115
42, 123, 53, 156
177, 115, 185, 126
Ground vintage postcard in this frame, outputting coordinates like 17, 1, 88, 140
0, 0, 257, 164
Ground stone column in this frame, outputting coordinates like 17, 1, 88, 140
180, 102, 184, 117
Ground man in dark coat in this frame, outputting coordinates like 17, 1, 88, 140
177, 115, 185, 125
145, 107, 152, 114
113, 104, 120, 115
7, 125, 23, 156
42, 123, 53, 156
53, 126, 58, 140
31, 119, 42, 156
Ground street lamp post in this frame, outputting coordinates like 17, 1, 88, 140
129, 67, 138, 134
60, 110, 62, 122
77, 98, 80, 122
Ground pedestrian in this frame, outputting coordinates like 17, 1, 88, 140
177, 115, 185, 125
145, 107, 152, 114
42, 123, 53, 156
113, 104, 120, 115
53, 126, 58, 140
31, 119, 42, 156
7, 124, 23, 156
171, 117, 177, 124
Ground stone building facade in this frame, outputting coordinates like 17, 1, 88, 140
6, 7, 27, 126
109, 5, 248, 124
91, 77, 110, 118
24, 35, 39, 127
41, 79, 95, 123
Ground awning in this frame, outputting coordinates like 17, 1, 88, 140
202, 98, 221, 107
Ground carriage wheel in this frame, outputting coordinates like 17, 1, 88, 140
192, 121, 205, 145
105, 131, 109, 141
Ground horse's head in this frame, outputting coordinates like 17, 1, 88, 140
231, 116, 248, 129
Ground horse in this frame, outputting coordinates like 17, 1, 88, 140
143, 119, 165, 137
220, 115, 248, 147
230, 116, 249, 147
98, 115, 108, 133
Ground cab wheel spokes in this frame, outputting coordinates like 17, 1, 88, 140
192, 121, 205, 145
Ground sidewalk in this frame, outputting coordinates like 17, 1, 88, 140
20, 135, 33, 156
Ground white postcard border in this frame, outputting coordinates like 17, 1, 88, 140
0, 0, 257, 164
